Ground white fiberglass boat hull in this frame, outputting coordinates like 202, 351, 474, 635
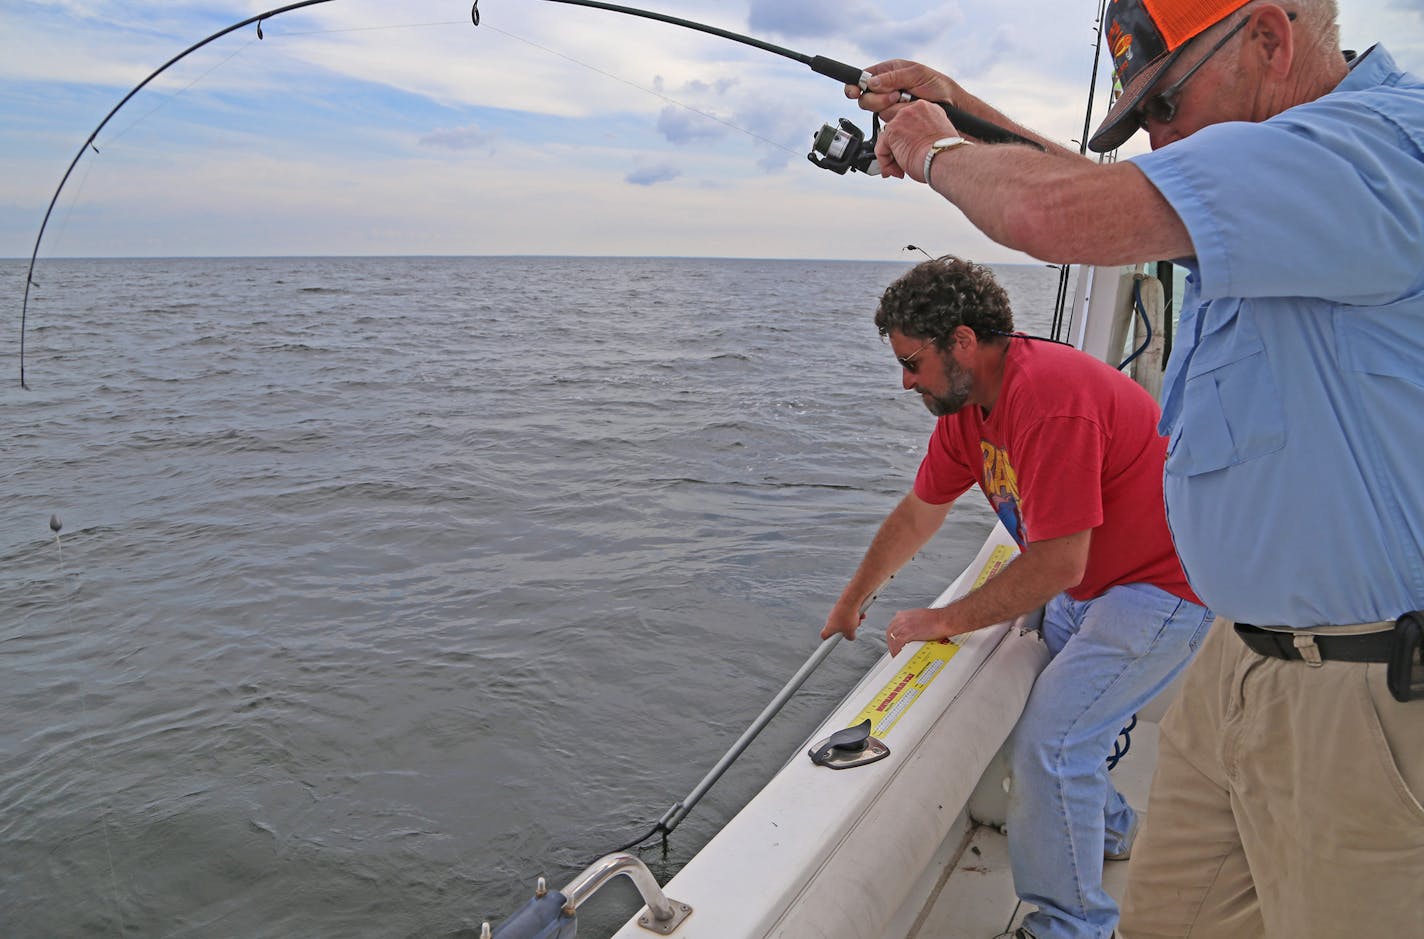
611, 522, 1049, 939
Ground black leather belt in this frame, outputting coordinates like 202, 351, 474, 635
1234, 622, 1394, 663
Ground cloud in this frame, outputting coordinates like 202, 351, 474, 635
747, 0, 851, 40
10, 0, 1421, 265
646, 71, 817, 168
647, 76, 743, 147
685, 77, 740, 96
418, 124, 495, 151
652, 75, 740, 97
746, 0, 961, 60
727, 99, 823, 172
948, 25, 1019, 81
626, 163, 682, 186
656, 106, 728, 144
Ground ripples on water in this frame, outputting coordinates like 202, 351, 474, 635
1, 256, 1060, 937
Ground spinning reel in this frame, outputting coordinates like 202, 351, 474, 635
808, 115, 884, 175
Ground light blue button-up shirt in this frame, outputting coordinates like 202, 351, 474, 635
1131, 45, 1424, 626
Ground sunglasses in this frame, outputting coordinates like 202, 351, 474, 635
1132, 13, 1267, 128
895, 337, 939, 373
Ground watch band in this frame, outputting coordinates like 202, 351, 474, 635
922, 136, 973, 182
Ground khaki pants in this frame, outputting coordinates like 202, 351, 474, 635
1119, 616, 1424, 938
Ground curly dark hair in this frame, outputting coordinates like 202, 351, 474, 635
874, 256, 1015, 347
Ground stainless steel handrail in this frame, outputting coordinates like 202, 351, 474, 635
561, 852, 677, 921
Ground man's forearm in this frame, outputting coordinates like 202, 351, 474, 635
884, 529, 1090, 654
876, 98, 1193, 264
936, 547, 1078, 636
927, 145, 1193, 265
836, 494, 951, 612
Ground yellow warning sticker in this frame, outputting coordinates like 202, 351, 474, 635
973, 543, 1018, 590
851, 640, 960, 738
848, 544, 1016, 738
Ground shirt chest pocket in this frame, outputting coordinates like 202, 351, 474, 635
1336, 306, 1424, 391
1167, 302, 1288, 477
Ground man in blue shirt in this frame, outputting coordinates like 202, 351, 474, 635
846, 1, 1424, 936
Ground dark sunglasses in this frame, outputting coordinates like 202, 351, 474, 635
895, 337, 939, 373
1132, 13, 1288, 128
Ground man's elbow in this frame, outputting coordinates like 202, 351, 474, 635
1057, 558, 1088, 592
1035, 550, 1086, 594
1026, 533, 1091, 593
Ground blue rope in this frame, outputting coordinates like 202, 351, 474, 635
1117, 278, 1153, 371
1106, 714, 1137, 770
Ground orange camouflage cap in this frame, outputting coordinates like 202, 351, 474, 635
1088, 0, 1253, 152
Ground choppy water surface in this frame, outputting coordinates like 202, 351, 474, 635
1, 256, 1060, 937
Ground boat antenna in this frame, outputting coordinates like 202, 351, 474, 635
1051, 0, 1113, 343
1076, 0, 1112, 158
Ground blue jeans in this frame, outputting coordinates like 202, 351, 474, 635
1008, 583, 1213, 939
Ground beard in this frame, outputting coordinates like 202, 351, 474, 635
920, 360, 975, 416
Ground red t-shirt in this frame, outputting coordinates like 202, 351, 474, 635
913, 338, 1200, 604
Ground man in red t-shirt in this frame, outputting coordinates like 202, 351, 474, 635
822, 257, 1210, 939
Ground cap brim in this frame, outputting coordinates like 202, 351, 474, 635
1087, 46, 1186, 153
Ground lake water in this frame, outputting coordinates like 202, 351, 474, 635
1, 255, 1062, 937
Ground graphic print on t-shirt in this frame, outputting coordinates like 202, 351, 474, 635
980, 440, 1027, 546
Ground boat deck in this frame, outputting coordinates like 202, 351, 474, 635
911, 720, 1159, 939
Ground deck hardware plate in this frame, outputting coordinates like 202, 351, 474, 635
638, 901, 693, 934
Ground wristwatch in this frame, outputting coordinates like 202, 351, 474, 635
922, 136, 973, 182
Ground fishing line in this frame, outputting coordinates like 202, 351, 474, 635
33, 36, 273, 268
524, 0, 1044, 148
45, 155, 102, 274
18, 0, 1049, 390
274, 20, 469, 36
17, 0, 344, 390
239, 13, 789, 153
480, 22, 799, 157
47, 514, 129, 936
103, 41, 260, 150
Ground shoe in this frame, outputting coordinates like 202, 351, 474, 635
1105, 813, 1139, 861
992, 929, 1034, 939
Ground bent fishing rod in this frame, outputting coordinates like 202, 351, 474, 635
17, 0, 1041, 388
16, 0, 343, 390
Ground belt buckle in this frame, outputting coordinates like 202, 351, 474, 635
1292, 634, 1324, 667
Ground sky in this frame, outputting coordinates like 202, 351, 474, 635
3, 0, 1423, 263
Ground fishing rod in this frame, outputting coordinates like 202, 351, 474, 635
534, 0, 1046, 170
533, 0, 1039, 142
16, 0, 343, 390
17, 1, 1044, 388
